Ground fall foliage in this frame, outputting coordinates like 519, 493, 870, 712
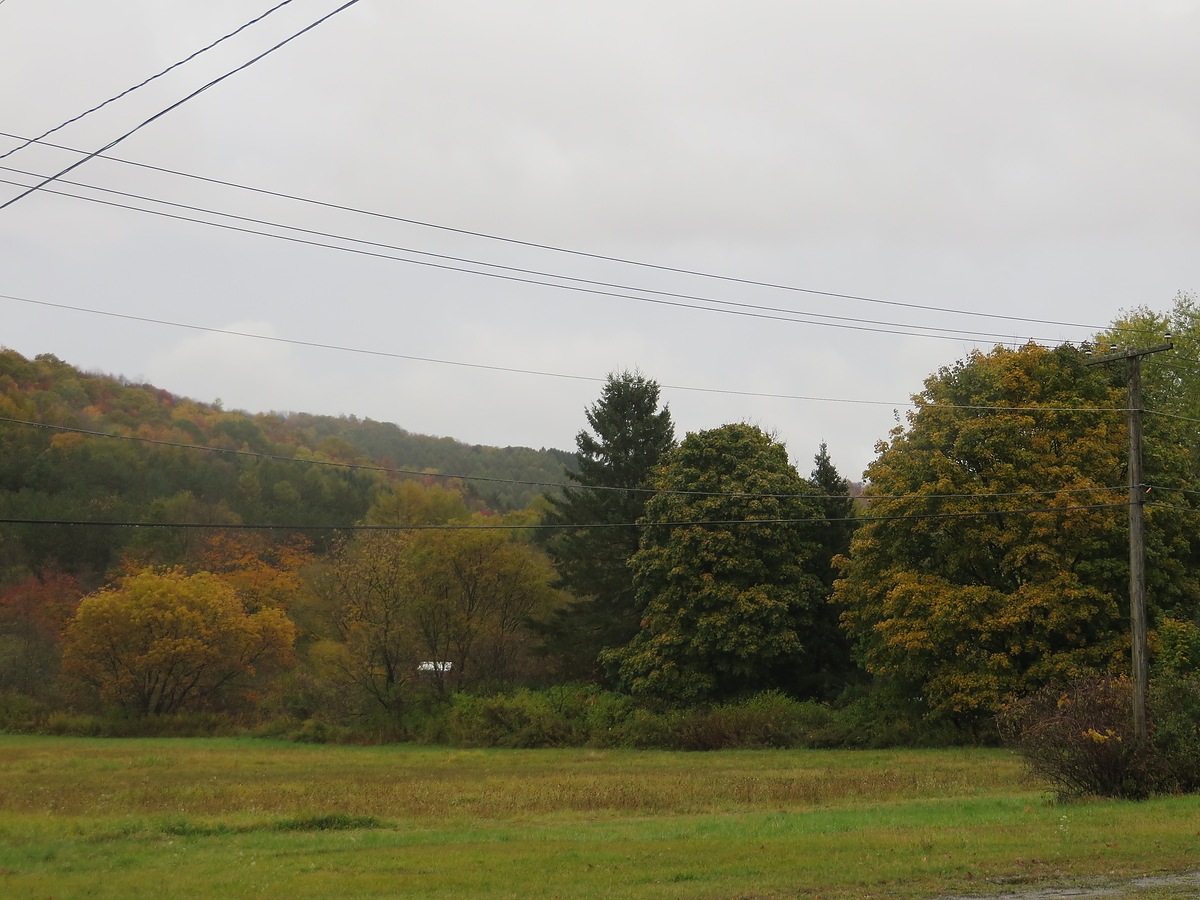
61, 569, 295, 715
313, 522, 562, 715
0, 569, 83, 697
5, 331, 1200, 746
834, 343, 1200, 721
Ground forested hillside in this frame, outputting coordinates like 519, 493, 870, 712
282, 413, 577, 511
0, 348, 574, 582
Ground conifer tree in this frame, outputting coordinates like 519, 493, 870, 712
797, 442, 859, 699
536, 371, 675, 680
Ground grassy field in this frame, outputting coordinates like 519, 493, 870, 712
0, 735, 1198, 899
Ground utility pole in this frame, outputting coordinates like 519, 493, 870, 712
1084, 340, 1172, 747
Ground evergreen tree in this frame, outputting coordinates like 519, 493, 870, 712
536, 371, 675, 680
798, 442, 859, 700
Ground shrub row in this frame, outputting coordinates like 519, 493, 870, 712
307, 686, 972, 750
0, 685, 977, 750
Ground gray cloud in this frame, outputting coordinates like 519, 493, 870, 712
1, 0, 1196, 479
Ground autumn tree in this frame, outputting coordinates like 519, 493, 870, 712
602, 424, 825, 702
311, 532, 418, 716
834, 343, 1200, 722
61, 569, 295, 715
306, 482, 481, 716
537, 371, 675, 679
0, 569, 83, 697
313, 516, 562, 714
195, 533, 313, 612
405, 527, 562, 694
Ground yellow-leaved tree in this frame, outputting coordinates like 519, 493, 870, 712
834, 343, 1200, 723
61, 569, 294, 715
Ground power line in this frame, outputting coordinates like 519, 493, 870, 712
0, 174, 1065, 346
0, 292, 1136, 414
0, 166, 1068, 344
0, 0, 299, 163
0, 414, 1130, 502
1145, 408, 1200, 426
1147, 502, 1200, 513
0, 0, 363, 212
0, 128, 1114, 335
1146, 485, 1200, 497
1162, 354, 1200, 374
0, 503, 1132, 531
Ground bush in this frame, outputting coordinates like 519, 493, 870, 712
999, 676, 1161, 800
1147, 674, 1200, 792
446, 688, 594, 748
286, 718, 358, 745
0, 692, 48, 732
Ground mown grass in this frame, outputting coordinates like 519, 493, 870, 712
0, 735, 1198, 899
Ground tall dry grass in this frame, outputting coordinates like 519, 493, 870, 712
0, 737, 1016, 823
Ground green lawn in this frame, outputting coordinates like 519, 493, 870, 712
0, 735, 1197, 899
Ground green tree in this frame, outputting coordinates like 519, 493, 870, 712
798, 442, 860, 699
536, 371, 675, 679
834, 343, 1200, 723
602, 424, 825, 702
365, 479, 470, 527
1099, 290, 1200, 470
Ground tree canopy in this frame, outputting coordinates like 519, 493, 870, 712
314, 520, 562, 715
61, 569, 294, 715
603, 423, 825, 702
1099, 290, 1200, 471
834, 343, 1200, 721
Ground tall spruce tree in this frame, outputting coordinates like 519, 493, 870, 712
798, 442, 860, 700
536, 371, 675, 680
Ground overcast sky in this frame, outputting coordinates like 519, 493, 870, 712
1, 0, 1197, 480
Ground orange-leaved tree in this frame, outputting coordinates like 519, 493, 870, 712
61, 569, 294, 715
0, 569, 84, 697
195, 532, 313, 612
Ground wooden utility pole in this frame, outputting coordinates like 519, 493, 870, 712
1084, 340, 1172, 747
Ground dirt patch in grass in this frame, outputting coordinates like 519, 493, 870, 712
940, 871, 1200, 900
